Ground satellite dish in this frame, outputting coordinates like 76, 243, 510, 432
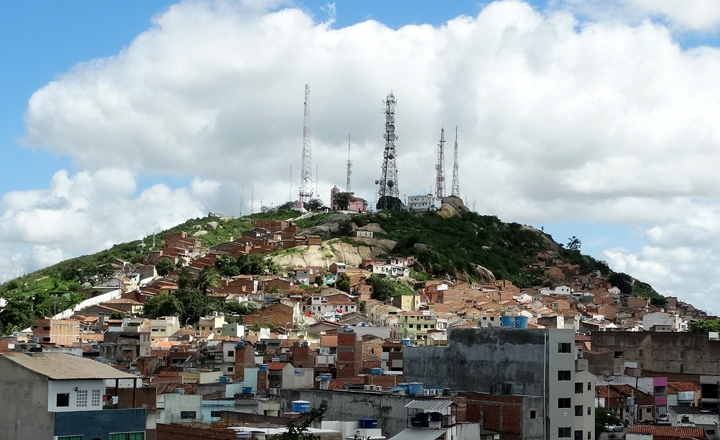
389, 134, 396, 141
375, 180, 379, 185
388, 153, 394, 159
383, 134, 389, 140
387, 180, 395, 188
387, 124, 395, 133
386, 115, 394, 123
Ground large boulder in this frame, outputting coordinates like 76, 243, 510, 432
471, 264, 496, 283
358, 223, 386, 235
299, 213, 355, 239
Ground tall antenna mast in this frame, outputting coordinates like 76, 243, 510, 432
375, 92, 399, 208
298, 84, 313, 207
346, 135, 352, 193
435, 127, 446, 198
451, 126, 460, 197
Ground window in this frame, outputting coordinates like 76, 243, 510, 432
587, 407, 591, 416
180, 411, 196, 419
530, 410, 537, 419
109, 433, 145, 440
575, 405, 583, 416
227, 351, 234, 357
575, 382, 584, 394
558, 427, 571, 438
57, 393, 70, 407
211, 410, 223, 417
588, 382, 592, 391
92, 389, 101, 407
58, 436, 82, 440
558, 342, 571, 353
228, 366, 234, 372
558, 370, 571, 381
558, 398, 571, 408
588, 432, 592, 440
76, 390, 88, 407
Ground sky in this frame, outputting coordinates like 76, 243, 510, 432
3, 0, 720, 314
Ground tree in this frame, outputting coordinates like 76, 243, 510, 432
367, 275, 415, 301
177, 267, 196, 290
305, 198, 324, 212
215, 254, 240, 277
566, 236, 582, 251
336, 273, 351, 293
608, 272, 633, 295
333, 192, 353, 210
237, 254, 277, 275
142, 294, 182, 319
595, 407, 621, 435
110, 311, 125, 320
689, 319, 720, 332
314, 275, 324, 286
175, 288, 211, 325
196, 266, 221, 295
376, 196, 403, 211
269, 402, 327, 440
277, 201, 298, 212
155, 257, 175, 277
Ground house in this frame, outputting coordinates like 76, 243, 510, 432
643, 313, 681, 332
31, 318, 80, 346
330, 186, 367, 212
150, 316, 181, 340
198, 314, 226, 332
407, 194, 442, 212
0, 352, 146, 440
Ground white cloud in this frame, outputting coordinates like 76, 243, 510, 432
7, 0, 720, 311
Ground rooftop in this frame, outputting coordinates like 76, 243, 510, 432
0, 352, 136, 380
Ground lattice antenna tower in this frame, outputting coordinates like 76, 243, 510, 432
451, 126, 460, 197
435, 127, 446, 198
375, 92, 399, 206
346, 135, 352, 193
298, 84, 313, 206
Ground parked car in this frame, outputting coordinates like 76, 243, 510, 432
656, 414, 670, 424
605, 424, 624, 432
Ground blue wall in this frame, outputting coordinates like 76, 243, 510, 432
54, 408, 146, 440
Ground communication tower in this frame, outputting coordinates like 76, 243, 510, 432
298, 84, 313, 206
435, 127, 446, 198
346, 135, 352, 193
451, 127, 460, 197
375, 92, 399, 206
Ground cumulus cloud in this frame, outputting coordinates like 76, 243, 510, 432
7, 0, 720, 311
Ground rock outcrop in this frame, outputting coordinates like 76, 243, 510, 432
271, 238, 396, 270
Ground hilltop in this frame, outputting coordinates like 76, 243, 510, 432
0, 203, 676, 334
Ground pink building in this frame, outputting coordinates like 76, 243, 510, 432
330, 186, 367, 212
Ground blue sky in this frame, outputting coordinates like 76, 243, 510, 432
4, 0, 720, 312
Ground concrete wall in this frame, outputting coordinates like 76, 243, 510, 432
282, 366, 315, 389
403, 328, 550, 396
161, 394, 203, 423
48, 379, 106, 412
279, 389, 424, 437
548, 329, 577, 440
0, 360, 53, 440
591, 332, 720, 375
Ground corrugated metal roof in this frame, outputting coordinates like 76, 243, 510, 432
388, 429, 446, 440
1, 352, 136, 380
404, 399, 454, 411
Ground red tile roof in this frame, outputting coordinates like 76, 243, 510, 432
266, 362, 288, 371
629, 425, 706, 439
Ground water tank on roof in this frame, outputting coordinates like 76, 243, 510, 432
408, 382, 424, 395
429, 412, 443, 422
370, 368, 382, 375
402, 338, 412, 347
258, 364, 268, 372
175, 388, 185, 394
292, 401, 311, 413
501, 316, 515, 328
515, 316, 529, 329
242, 387, 253, 394
359, 418, 378, 429
173, 347, 179, 352
302, 341, 308, 347
237, 341, 245, 347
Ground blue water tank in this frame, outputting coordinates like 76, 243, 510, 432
429, 412, 443, 422
95, 357, 105, 363
402, 338, 412, 346
501, 316, 515, 328
302, 341, 308, 347
219, 376, 228, 383
237, 341, 245, 347
408, 382, 424, 395
292, 400, 311, 413
359, 418, 378, 429
175, 388, 185, 394
258, 364, 268, 372
370, 368, 382, 375
173, 347, 180, 352
515, 316, 529, 329
319, 373, 333, 381
242, 386, 253, 394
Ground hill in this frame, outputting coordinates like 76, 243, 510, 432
0, 204, 667, 334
